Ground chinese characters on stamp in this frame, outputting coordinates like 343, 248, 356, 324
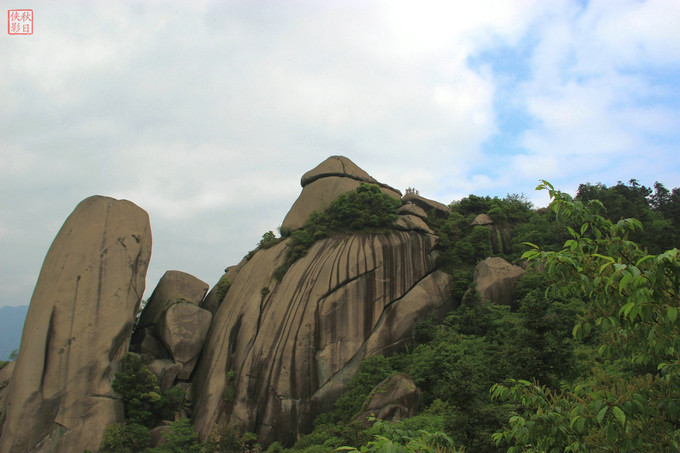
8, 9, 33, 35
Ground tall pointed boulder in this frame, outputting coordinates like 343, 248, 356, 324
0, 196, 152, 453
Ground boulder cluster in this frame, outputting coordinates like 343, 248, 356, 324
0, 156, 525, 452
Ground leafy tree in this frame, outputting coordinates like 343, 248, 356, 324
99, 422, 151, 453
276, 184, 401, 280
214, 275, 232, 303
338, 418, 465, 452
324, 183, 401, 231
492, 180, 680, 452
113, 352, 162, 427
111, 352, 185, 428
259, 231, 281, 249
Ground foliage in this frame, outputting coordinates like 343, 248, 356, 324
292, 356, 395, 450
491, 180, 680, 452
316, 355, 395, 426
215, 276, 232, 303
112, 352, 163, 427
337, 418, 465, 453
259, 231, 282, 249
111, 352, 185, 427
277, 184, 401, 280
202, 422, 262, 453
576, 179, 680, 253
203, 422, 243, 453
0, 350, 13, 369
147, 419, 202, 453
322, 183, 401, 231
99, 422, 151, 453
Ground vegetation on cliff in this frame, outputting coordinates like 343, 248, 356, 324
271, 183, 401, 280
284, 179, 680, 452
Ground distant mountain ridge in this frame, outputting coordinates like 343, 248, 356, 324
0, 305, 28, 360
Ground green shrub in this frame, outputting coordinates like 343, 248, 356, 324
112, 352, 162, 427
277, 184, 401, 281
273, 264, 288, 281
202, 422, 263, 453
259, 231, 281, 249
264, 441, 283, 453
147, 419, 201, 453
99, 422, 150, 453
214, 276, 232, 303
111, 352, 185, 428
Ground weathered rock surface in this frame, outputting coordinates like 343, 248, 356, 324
473, 257, 525, 305
0, 196, 152, 453
137, 270, 209, 329
471, 213, 493, 225
149, 422, 173, 448
161, 302, 212, 379
301, 155, 378, 186
402, 193, 451, 219
359, 374, 421, 424
133, 270, 212, 381
0, 361, 15, 435
398, 203, 428, 220
148, 359, 182, 392
394, 214, 434, 234
192, 231, 450, 446
282, 156, 402, 231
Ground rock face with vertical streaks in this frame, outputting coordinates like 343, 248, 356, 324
192, 158, 451, 447
0, 196, 152, 453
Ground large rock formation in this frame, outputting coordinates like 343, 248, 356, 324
473, 257, 525, 305
0, 196, 152, 453
282, 156, 402, 231
192, 232, 450, 446
193, 156, 449, 444
0, 157, 459, 451
192, 157, 451, 446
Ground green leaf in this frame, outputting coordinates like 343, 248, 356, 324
667, 307, 678, 324
620, 302, 635, 318
619, 273, 633, 293
575, 417, 586, 434
597, 406, 608, 425
567, 226, 578, 238
612, 406, 626, 426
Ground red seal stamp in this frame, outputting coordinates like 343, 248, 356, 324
8, 9, 33, 35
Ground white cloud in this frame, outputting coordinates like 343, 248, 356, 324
1, 0, 679, 308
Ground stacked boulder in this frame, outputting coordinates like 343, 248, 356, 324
132, 271, 212, 392
395, 202, 434, 234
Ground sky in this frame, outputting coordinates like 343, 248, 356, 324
1, 0, 679, 308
